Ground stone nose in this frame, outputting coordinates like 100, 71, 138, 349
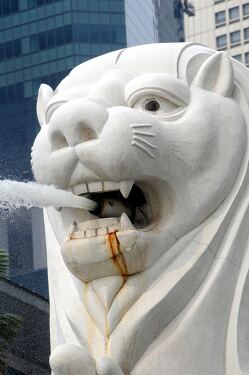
48, 98, 108, 150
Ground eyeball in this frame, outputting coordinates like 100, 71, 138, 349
143, 99, 161, 112
132, 95, 179, 116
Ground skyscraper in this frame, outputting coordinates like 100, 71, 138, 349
184, 0, 249, 66
0, 0, 185, 299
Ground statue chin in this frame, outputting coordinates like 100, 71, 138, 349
33, 43, 249, 374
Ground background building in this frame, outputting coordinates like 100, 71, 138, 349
0, 1, 187, 373
184, 0, 249, 66
1, 279, 50, 375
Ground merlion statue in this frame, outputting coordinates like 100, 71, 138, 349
31, 43, 249, 374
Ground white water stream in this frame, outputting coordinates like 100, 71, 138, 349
0, 180, 97, 211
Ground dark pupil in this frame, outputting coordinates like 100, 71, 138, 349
145, 100, 160, 112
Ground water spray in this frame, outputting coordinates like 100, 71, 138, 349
0, 180, 97, 211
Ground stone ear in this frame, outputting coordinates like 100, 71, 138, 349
192, 52, 234, 97
36, 84, 54, 126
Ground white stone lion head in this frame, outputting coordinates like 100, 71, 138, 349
32, 43, 245, 281
31, 43, 249, 375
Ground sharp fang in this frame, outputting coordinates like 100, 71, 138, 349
120, 212, 134, 230
120, 180, 134, 199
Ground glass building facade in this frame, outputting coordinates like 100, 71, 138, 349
125, 0, 184, 46
0, 0, 184, 300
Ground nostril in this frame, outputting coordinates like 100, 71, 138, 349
78, 127, 97, 143
51, 131, 68, 151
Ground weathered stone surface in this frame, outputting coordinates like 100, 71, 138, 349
32, 43, 249, 374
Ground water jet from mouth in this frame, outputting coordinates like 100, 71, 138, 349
0, 180, 97, 211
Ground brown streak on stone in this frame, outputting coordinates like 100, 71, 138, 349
106, 231, 128, 279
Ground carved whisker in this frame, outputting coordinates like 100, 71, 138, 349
132, 141, 156, 159
133, 131, 156, 137
130, 123, 152, 128
133, 136, 157, 150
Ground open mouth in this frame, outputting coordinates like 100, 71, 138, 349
67, 181, 152, 240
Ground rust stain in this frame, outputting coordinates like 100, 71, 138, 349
106, 231, 128, 279
84, 282, 111, 355
105, 318, 110, 354
80, 232, 129, 355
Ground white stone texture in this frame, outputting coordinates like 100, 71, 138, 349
32, 43, 249, 374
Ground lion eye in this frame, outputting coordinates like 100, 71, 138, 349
132, 96, 178, 116
144, 99, 160, 112
130, 94, 187, 120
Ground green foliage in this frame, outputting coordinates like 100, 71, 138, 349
0, 249, 22, 372
0, 250, 8, 279
0, 314, 22, 342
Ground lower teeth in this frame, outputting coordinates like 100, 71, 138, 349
77, 217, 120, 231
71, 224, 121, 239
69, 213, 135, 239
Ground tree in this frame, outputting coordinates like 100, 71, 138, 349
0, 249, 21, 373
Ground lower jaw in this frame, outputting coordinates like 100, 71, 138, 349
61, 227, 137, 277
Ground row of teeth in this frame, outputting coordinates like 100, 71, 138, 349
69, 213, 134, 239
69, 180, 134, 198
71, 225, 120, 239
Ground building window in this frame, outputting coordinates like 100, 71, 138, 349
56, 27, 65, 45
28, 0, 60, 8
245, 52, 249, 66
110, 25, 126, 44
243, 3, 249, 18
215, 11, 226, 26
89, 24, 100, 43
232, 54, 242, 62
229, 7, 240, 22
30, 26, 73, 53
0, 0, 19, 18
230, 30, 241, 46
0, 44, 3, 60
0, 38, 22, 62
244, 28, 249, 42
13, 39, 21, 56
100, 25, 110, 43
0, 82, 24, 104
74, 24, 126, 46
47, 29, 55, 49
5, 41, 13, 59
216, 34, 227, 49
64, 25, 73, 43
